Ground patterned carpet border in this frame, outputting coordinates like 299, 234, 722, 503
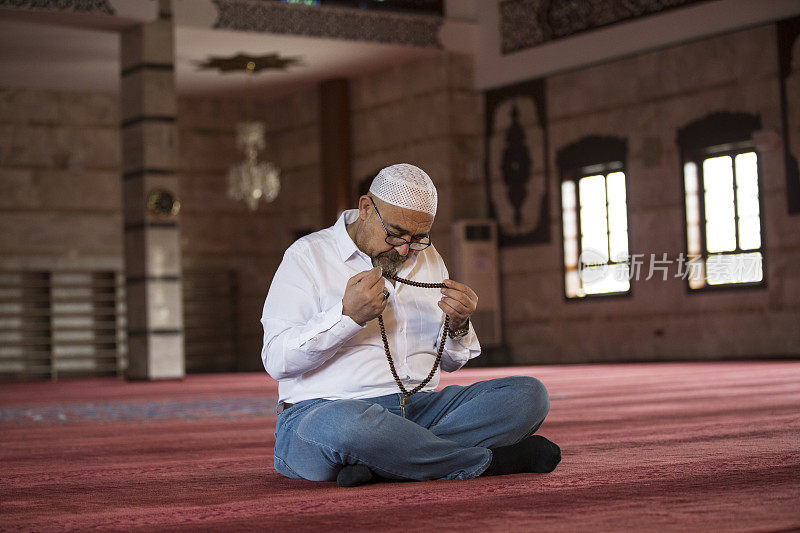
0, 397, 278, 425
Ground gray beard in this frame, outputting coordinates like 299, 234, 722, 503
372, 249, 408, 277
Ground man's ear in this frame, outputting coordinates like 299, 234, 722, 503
358, 195, 372, 220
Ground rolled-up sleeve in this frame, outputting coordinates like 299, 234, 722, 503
440, 321, 480, 372
437, 262, 481, 372
261, 246, 363, 380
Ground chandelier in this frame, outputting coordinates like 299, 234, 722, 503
227, 121, 280, 210
211, 55, 298, 211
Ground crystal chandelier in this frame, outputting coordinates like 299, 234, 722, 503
223, 57, 282, 211
227, 121, 280, 210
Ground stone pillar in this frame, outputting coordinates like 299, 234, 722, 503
320, 79, 352, 225
120, 0, 184, 380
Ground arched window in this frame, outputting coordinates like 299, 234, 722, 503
557, 136, 630, 299
677, 112, 766, 290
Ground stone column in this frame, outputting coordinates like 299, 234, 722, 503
120, 0, 184, 380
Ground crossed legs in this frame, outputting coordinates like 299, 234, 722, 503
273, 376, 556, 483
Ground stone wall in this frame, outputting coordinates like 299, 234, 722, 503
3, 25, 796, 374
177, 88, 322, 372
0, 54, 481, 375
498, 24, 800, 364
350, 52, 485, 264
0, 89, 122, 271
177, 54, 485, 371
0, 86, 322, 373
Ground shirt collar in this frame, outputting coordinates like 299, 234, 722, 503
334, 209, 366, 263
333, 208, 422, 272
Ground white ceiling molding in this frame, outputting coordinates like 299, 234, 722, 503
0, 0, 475, 97
107, 0, 158, 21
0, 1, 443, 97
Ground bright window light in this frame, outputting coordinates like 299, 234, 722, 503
706, 252, 763, 285
563, 170, 630, 298
579, 175, 610, 263
735, 152, 761, 250
703, 156, 737, 253
684, 150, 764, 289
606, 172, 629, 261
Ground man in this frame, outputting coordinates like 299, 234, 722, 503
261, 163, 560, 487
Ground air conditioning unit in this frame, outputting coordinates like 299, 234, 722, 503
451, 219, 502, 348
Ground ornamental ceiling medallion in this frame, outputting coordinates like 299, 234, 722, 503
195, 53, 304, 73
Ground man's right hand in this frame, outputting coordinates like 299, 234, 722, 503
342, 266, 388, 326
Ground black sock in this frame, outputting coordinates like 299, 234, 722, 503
337, 465, 374, 487
480, 435, 561, 477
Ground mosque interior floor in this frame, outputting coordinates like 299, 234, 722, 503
1, 361, 799, 531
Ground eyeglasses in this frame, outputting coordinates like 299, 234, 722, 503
369, 197, 432, 251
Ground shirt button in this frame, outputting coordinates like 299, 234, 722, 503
312, 337, 318, 342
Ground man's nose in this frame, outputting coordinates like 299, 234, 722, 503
394, 242, 410, 256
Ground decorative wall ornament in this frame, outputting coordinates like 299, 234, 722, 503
485, 78, 550, 246
501, 105, 532, 226
499, 0, 709, 55
0, 0, 114, 14
212, 0, 442, 48
146, 189, 181, 218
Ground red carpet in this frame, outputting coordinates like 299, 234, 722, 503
1, 362, 799, 531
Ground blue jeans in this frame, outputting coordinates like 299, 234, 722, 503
273, 376, 550, 482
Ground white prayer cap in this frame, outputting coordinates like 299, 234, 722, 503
368, 163, 438, 217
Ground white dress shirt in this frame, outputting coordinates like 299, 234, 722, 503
261, 209, 481, 404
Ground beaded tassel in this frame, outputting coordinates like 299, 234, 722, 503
378, 274, 450, 418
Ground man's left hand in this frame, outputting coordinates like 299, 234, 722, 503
438, 279, 477, 331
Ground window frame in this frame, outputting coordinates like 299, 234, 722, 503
680, 142, 768, 293
560, 160, 634, 301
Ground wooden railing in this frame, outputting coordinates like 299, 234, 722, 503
0, 270, 126, 381
0, 268, 240, 380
